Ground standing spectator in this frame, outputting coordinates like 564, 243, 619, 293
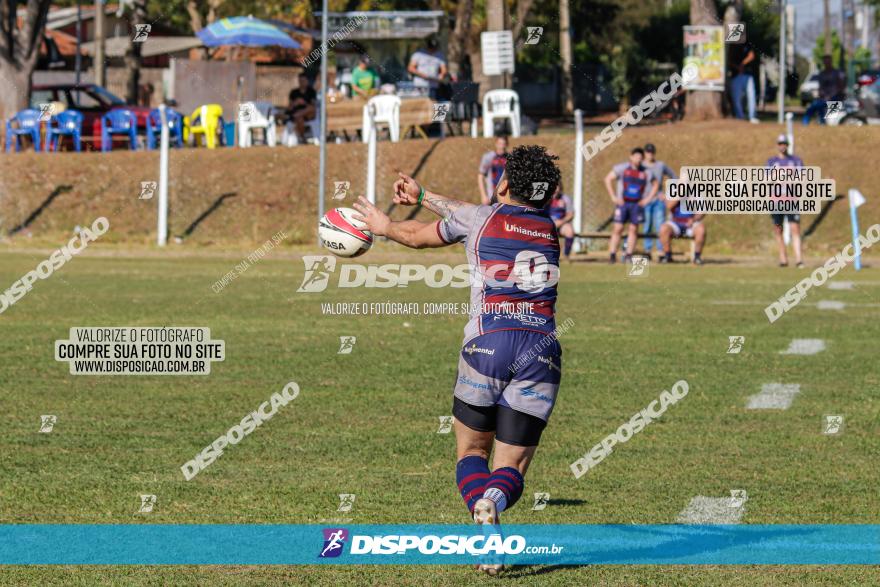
767, 135, 805, 267
288, 74, 317, 143
351, 56, 381, 100
548, 182, 575, 262
408, 37, 448, 99
642, 143, 677, 260
477, 136, 509, 205
803, 55, 846, 125
728, 40, 760, 123
604, 147, 658, 264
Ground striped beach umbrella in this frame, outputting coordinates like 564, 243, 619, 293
197, 16, 301, 49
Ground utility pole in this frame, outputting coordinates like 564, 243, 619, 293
486, 0, 506, 90
560, 0, 573, 115
95, 0, 106, 87
778, 0, 786, 124
823, 0, 831, 57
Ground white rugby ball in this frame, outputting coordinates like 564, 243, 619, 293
319, 207, 373, 258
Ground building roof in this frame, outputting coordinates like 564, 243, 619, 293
80, 36, 204, 58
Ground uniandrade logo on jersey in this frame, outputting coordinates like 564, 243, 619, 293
504, 222, 554, 241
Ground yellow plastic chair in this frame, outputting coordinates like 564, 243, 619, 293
185, 104, 224, 148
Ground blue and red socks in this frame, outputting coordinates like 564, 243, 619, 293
564, 237, 573, 258
482, 467, 524, 513
456, 455, 490, 513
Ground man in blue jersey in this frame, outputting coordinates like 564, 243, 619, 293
548, 181, 575, 261
353, 146, 562, 576
642, 144, 677, 261
766, 135, 805, 268
604, 147, 659, 263
477, 135, 509, 205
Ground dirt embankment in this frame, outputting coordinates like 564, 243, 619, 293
0, 120, 875, 255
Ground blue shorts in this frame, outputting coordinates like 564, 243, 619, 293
453, 330, 562, 422
614, 201, 644, 225
771, 214, 800, 226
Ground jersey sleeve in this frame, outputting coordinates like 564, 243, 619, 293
664, 163, 677, 180
478, 152, 492, 175
611, 162, 627, 177
437, 204, 487, 244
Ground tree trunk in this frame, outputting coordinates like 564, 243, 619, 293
124, 0, 148, 104
0, 66, 32, 122
688, 0, 723, 120
559, 0, 574, 115
0, 0, 52, 121
511, 0, 535, 42
448, 0, 475, 79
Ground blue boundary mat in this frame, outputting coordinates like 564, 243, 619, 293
1, 525, 877, 565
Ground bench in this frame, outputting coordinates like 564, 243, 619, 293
573, 231, 696, 260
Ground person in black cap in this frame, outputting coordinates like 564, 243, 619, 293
408, 36, 448, 99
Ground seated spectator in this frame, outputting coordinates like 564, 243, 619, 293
288, 74, 317, 142
351, 56, 381, 99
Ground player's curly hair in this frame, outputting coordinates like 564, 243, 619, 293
504, 145, 561, 208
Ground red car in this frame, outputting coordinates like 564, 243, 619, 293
30, 84, 152, 150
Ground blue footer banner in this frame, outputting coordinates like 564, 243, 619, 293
1, 525, 878, 565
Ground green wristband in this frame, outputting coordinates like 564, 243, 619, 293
417, 186, 426, 206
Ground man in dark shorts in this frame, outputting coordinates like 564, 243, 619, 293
659, 196, 706, 265
766, 135, 805, 267
604, 147, 659, 263
287, 74, 317, 142
352, 146, 563, 576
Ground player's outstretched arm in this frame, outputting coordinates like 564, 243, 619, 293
393, 172, 476, 220
352, 196, 447, 249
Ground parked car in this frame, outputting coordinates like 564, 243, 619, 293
799, 73, 819, 107
29, 84, 152, 149
833, 78, 880, 126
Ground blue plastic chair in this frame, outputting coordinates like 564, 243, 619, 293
45, 110, 84, 152
146, 108, 184, 149
101, 109, 138, 151
5, 109, 42, 152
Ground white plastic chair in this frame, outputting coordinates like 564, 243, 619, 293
238, 102, 276, 147
482, 89, 521, 138
362, 95, 401, 143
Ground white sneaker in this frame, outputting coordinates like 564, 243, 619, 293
749, 118, 760, 124
473, 498, 504, 575
473, 497, 498, 525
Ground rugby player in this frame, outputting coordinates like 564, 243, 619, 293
766, 135, 805, 268
604, 147, 659, 263
352, 146, 562, 576
478, 135, 510, 206
548, 181, 575, 261
658, 195, 706, 265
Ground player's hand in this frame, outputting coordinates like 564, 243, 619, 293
352, 196, 390, 236
639, 198, 650, 207
615, 198, 625, 207
393, 172, 421, 206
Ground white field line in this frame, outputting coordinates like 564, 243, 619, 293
676, 495, 747, 524
817, 300, 846, 310
779, 339, 826, 355
746, 383, 801, 410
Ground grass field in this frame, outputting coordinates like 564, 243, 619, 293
0, 244, 878, 585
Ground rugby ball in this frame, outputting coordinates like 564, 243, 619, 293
319, 207, 373, 258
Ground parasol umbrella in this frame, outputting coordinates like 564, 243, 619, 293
197, 16, 301, 49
